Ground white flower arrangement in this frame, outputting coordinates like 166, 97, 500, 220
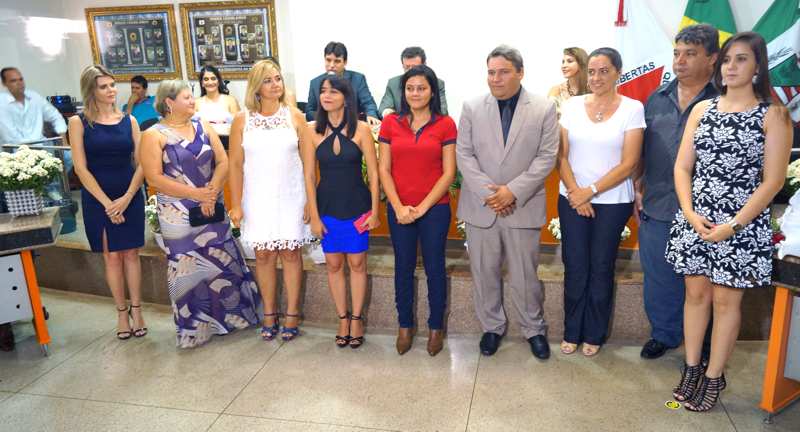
0, 145, 63, 193
144, 194, 160, 234
548, 217, 631, 241
787, 159, 800, 189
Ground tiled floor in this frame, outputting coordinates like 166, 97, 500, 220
0, 290, 798, 432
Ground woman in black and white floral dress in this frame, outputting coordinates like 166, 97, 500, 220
666, 32, 792, 412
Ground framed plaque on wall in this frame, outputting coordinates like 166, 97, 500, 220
85, 5, 183, 81
179, 0, 278, 79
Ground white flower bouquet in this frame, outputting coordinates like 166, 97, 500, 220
786, 159, 800, 195
548, 217, 631, 241
0, 145, 63, 193
144, 194, 160, 234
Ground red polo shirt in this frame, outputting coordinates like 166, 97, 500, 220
378, 113, 457, 207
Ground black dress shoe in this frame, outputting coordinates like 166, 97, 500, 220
640, 339, 673, 359
0, 323, 15, 352
479, 332, 502, 356
527, 335, 550, 360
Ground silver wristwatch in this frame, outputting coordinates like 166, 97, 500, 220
727, 218, 743, 232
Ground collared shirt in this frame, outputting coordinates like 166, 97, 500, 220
122, 95, 159, 126
642, 79, 718, 221
378, 113, 457, 207
0, 89, 67, 144
496, 87, 522, 125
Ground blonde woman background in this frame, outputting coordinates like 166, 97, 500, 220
548, 47, 589, 113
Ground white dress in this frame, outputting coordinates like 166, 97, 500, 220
240, 106, 314, 250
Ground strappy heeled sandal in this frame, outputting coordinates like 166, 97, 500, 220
673, 363, 703, 402
685, 374, 726, 412
281, 313, 300, 341
116, 306, 132, 340
348, 314, 364, 349
129, 305, 148, 337
560, 341, 578, 355
335, 312, 351, 348
261, 312, 280, 341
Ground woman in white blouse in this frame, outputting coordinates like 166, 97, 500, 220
556, 47, 645, 357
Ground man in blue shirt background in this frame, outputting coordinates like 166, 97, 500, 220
122, 75, 159, 129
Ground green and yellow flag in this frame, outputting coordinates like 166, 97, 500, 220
679, 0, 738, 46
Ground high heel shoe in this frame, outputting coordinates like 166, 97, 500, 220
685, 374, 726, 412
335, 312, 350, 348
116, 306, 132, 340
427, 329, 444, 356
349, 314, 364, 349
129, 305, 148, 337
673, 363, 703, 402
281, 313, 300, 341
261, 312, 280, 341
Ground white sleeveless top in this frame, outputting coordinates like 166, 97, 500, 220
197, 96, 234, 124
240, 105, 314, 250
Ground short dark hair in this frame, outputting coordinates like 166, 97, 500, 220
198, 65, 229, 96
324, 41, 348, 61
589, 47, 623, 71
713, 31, 773, 102
400, 65, 442, 117
401, 46, 426, 64
1, 67, 19, 84
486, 45, 523, 72
675, 24, 720, 55
131, 75, 148, 89
314, 75, 358, 139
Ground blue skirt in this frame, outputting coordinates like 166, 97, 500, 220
321, 215, 369, 254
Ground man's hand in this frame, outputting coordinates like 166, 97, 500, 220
366, 116, 381, 127
496, 202, 516, 217
125, 94, 137, 115
484, 184, 516, 211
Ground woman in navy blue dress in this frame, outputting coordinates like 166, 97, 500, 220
69, 65, 146, 340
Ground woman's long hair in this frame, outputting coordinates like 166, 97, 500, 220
713, 31, 773, 102
198, 65, 230, 96
399, 65, 443, 118
244, 59, 285, 112
79, 64, 120, 126
563, 47, 589, 95
314, 75, 358, 139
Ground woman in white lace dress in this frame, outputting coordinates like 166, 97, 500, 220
229, 60, 314, 342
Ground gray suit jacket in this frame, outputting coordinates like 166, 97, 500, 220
378, 75, 448, 117
456, 88, 558, 229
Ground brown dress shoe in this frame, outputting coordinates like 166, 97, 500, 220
427, 330, 444, 356
396, 328, 413, 355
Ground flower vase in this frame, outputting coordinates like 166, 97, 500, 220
4, 189, 43, 217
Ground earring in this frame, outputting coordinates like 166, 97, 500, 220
256, 94, 261, 101
721, 79, 727, 87
752, 74, 758, 84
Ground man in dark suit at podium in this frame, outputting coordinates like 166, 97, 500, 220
305, 41, 380, 126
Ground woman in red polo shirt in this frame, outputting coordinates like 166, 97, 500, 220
378, 65, 456, 357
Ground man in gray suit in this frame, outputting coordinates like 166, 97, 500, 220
456, 45, 558, 359
378, 46, 447, 118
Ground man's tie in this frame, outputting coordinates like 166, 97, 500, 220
500, 102, 512, 145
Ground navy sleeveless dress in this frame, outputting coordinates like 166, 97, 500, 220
316, 122, 371, 253
80, 114, 145, 252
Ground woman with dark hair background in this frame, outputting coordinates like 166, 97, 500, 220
302, 75, 379, 349
666, 32, 792, 412
378, 65, 456, 356
195, 65, 240, 138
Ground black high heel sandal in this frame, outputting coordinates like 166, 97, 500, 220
129, 305, 148, 337
685, 374, 726, 412
673, 363, 703, 402
349, 314, 364, 349
335, 312, 351, 348
116, 306, 132, 340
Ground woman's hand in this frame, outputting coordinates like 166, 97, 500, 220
200, 200, 215, 217
568, 187, 594, 208
229, 206, 243, 228
685, 211, 714, 237
303, 202, 310, 224
395, 205, 417, 224
105, 192, 132, 220
701, 223, 735, 243
192, 185, 217, 204
310, 217, 327, 238
362, 212, 380, 231
575, 202, 595, 218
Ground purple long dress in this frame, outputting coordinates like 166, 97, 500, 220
153, 120, 260, 348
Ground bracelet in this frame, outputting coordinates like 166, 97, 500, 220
589, 184, 598, 195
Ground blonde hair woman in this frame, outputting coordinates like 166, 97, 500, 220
68, 65, 147, 340
548, 47, 589, 113
228, 60, 314, 342
140, 80, 260, 349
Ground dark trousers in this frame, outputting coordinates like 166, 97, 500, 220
387, 203, 450, 329
639, 212, 685, 347
559, 196, 632, 345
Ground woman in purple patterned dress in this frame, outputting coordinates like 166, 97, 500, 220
141, 80, 260, 348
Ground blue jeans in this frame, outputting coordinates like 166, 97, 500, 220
387, 203, 450, 329
639, 212, 685, 347
559, 196, 632, 345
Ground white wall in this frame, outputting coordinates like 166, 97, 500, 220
0, 0, 773, 121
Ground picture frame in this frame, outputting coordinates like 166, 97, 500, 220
179, 0, 278, 79
85, 5, 183, 81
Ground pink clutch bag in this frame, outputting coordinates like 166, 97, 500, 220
353, 211, 373, 234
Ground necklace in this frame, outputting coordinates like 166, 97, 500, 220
566, 81, 576, 97
164, 119, 191, 128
